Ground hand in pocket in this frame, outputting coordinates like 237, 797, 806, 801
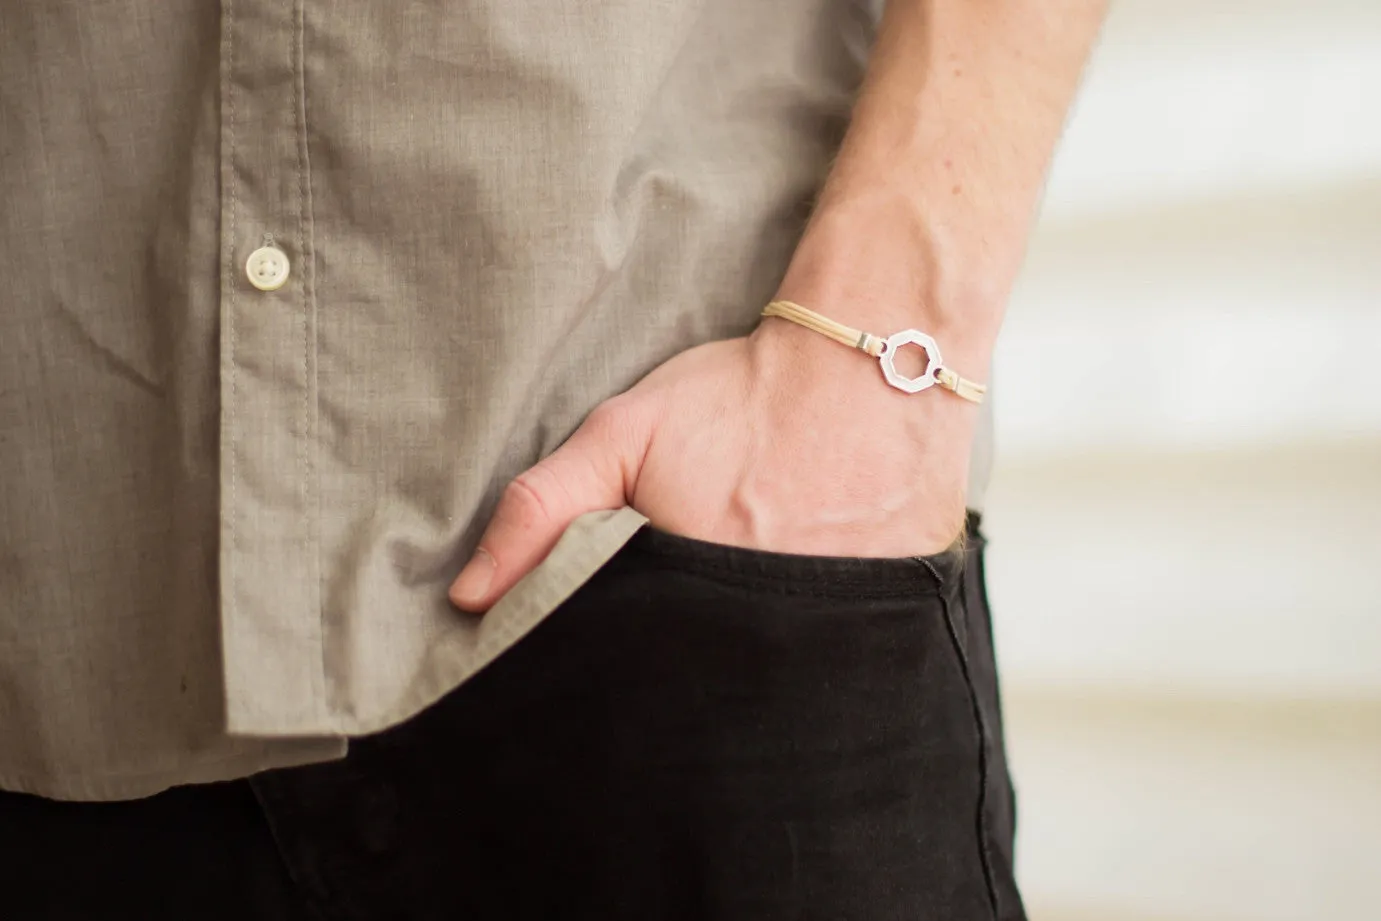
449, 321, 978, 612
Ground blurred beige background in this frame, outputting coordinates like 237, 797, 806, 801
984, 1, 1381, 919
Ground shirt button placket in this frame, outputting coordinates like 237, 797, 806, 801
219, 0, 325, 735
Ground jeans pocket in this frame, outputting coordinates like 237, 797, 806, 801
566, 523, 1004, 919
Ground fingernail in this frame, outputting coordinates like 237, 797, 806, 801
450, 548, 495, 608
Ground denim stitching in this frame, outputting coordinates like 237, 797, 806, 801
939, 587, 1000, 919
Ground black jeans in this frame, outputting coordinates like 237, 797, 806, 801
3, 514, 1021, 921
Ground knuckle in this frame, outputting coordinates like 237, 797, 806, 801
584, 397, 640, 447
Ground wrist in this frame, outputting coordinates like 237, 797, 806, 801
746, 304, 984, 434
769, 201, 1000, 384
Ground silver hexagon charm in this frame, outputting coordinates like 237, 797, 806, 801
878, 329, 942, 394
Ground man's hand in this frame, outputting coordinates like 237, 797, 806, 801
449, 316, 977, 612
449, 0, 1106, 612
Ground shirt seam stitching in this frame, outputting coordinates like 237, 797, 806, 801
222, 0, 240, 722
292, 0, 325, 721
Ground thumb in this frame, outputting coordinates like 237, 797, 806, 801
449, 403, 641, 612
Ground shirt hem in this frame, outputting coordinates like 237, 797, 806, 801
0, 737, 348, 803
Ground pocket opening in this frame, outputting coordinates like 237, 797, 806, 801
621, 524, 965, 600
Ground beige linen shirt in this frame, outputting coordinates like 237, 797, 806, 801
0, 0, 994, 801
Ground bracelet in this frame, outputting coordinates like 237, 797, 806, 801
761, 300, 987, 403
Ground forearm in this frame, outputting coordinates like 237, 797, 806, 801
775, 0, 1108, 376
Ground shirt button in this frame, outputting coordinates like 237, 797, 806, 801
245, 245, 291, 291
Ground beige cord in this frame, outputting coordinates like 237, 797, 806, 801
933, 366, 988, 404
762, 299, 888, 357
762, 299, 986, 403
